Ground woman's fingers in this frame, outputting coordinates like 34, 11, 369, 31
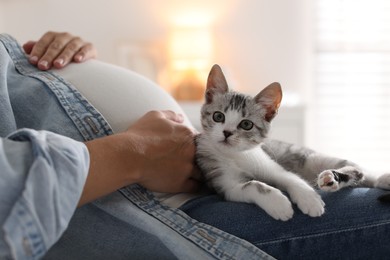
73, 42, 96, 63
27, 31, 58, 68
23, 31, 97, 70
51, 37, 83, 68
22, 41, 36, 54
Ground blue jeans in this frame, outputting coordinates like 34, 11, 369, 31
181, 188, 390, 259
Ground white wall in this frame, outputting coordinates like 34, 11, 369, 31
1, 0, 313, 99
0, 3, 4, 33
214, 0, 313, 98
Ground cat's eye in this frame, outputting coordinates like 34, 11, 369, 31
213, 111, 225, 123
239, 119, 254, 130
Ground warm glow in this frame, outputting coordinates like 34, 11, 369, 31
154, 2, 230, 100
166, 25, 214, 100
172, 11, 213, 27
169, 27, 213, 71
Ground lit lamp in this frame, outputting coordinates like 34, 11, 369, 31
168, 26, 213, 100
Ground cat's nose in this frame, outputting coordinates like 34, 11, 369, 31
223, 130, 233, 139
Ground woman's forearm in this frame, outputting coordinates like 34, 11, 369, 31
78, 110, 200, 207
79, 133, 140, 206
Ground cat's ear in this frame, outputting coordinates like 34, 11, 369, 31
254, 82, 282, 122
205, 64, 229, 103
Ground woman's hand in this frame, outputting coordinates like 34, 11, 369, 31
23, 31, 97, 70
80, 110, 201, 206
126, 110, 201, 193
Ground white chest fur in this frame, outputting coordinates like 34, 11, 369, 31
213, 146, 284, 184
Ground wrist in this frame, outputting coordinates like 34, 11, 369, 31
79, 133, 142, 205
111, 132, 145, 184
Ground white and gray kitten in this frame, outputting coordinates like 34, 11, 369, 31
195, 64, 390, 221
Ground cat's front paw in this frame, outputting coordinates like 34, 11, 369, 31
254, 188, 294, 221
292, 190, 325, 217
376, 173, 390, 190
317, 166, 364, 192
262, 191, 294, 221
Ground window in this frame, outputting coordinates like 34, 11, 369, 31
311, 0, 390, 172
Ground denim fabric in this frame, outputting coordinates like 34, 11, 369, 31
0, 34, 92, 259
0, 34, 112, 141
45, 187, 271, 260
181, 188, 390, 259
1, 130, 89, 260
0, 34, 272, 259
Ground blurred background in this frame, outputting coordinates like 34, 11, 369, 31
1, 0, 390, 172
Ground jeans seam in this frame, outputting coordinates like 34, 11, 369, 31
119, 186, 274, 260
254, 220, 390, 246
119, 187, 237, 260
0, 34, 113, 141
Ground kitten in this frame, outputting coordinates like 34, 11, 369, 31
195, 64, 390, 221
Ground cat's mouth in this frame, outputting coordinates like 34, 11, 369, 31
220, 138, 232, 146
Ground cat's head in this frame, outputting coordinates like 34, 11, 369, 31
200, 64, 282, 152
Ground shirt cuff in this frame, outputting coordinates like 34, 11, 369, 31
3, 129, 89, 259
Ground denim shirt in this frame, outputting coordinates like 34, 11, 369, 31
0, 34, 273, 260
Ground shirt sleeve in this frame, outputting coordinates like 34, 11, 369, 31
0, 129, 89, 260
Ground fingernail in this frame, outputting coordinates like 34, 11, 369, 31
54, 58, 64, 66
74, 54, 83, 62
39, 60, 49, 69
29, 56, 38, 64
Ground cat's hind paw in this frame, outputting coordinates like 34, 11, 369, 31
317, 166, 364, 192
317, 171, 341, 191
